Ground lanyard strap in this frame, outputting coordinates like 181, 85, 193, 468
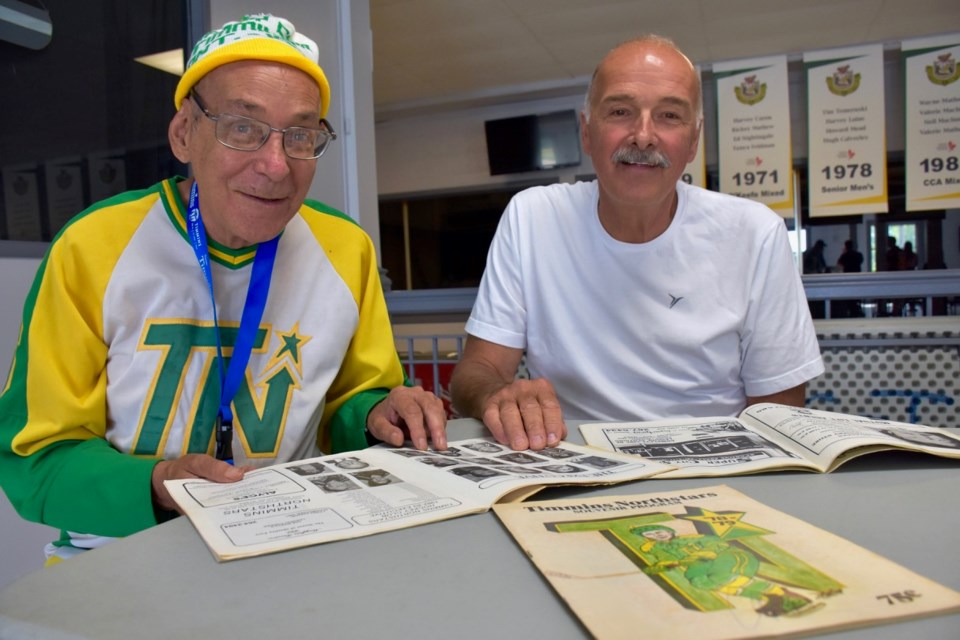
186, 181, 279, 461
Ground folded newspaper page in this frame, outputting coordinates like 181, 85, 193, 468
165, 437, 672, 561
494, 484, 960, 640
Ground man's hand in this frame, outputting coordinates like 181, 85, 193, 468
481, 378, 566, 451
450, 337, 567, 451
367, 385, 448, 450
151, 454, 247, 513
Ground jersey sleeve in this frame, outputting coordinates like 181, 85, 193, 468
310, 212, 405, 453
0, 218, 160, 537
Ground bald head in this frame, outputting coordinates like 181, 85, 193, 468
584, 36, 702, 125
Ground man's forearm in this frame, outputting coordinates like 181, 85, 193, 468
450, 361, 511, 419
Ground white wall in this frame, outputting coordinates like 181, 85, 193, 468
377, 94, 593, 196
374, 52, 959, 276
375, 53, 913, 197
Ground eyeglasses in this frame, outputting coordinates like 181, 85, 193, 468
190, 92, 337, 160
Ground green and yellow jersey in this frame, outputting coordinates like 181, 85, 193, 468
0, 177, 402, 551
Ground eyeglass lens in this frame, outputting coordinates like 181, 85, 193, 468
215, 114, 333, 159
192, 92, 334, 159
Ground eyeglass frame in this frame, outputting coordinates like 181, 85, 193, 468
189, 91, 337, 159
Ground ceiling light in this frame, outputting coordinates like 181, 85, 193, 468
134, 48, 184, 76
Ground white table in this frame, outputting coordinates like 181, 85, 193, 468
1, 420, 958, 639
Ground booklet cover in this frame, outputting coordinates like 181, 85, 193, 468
493, 485, 960, 639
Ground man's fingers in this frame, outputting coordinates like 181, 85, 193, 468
400, 388, 447, 450
423, 395, 448, 450
151, 454, 245, 513
497, 399, 530, 451
518, 396, 548, 450
482, 403, 508, 446
367, 415, 405, 447
392, 389, 429, 450
481, 379, 564, 450
539, 393, 567, 446
193, 455, 244, 481
368, 386, 449, 450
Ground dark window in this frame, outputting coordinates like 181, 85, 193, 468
484, 110, 581, 175
0, 0, 187, 241
380, 183, 551, 290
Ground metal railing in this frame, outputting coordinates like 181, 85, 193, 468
396, 334, 465, 388
392, 272, 960, 417
386, 270, 960, 321
801, 270, 960, 318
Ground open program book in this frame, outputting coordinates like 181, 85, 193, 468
165, 437, 671, 561
579, 403, 960, 478
493, 485, 960, 639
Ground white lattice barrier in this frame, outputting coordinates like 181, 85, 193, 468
809, 319, 959, 428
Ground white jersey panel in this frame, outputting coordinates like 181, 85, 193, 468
102, 208, 355, 465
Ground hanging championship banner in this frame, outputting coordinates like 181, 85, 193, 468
714, 55, 794, 216
805, 44, 888, 217
680, 66, 707, 189
682, 121, 707, 189
902, 33, 960, 211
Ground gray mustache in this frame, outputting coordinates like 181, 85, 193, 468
611, 147, 672, 168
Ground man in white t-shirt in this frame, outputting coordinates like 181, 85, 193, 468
450, 35, 823, 451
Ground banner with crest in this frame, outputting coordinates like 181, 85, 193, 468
713, 55, 794, 216
804, 44, 888, 217
680, 66, 708, 190
902, 33, 960, 212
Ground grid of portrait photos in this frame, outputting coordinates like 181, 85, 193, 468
386, 439, 629, 483
284, 456, 403, 493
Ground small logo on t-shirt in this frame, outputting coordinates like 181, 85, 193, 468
668, 294, 684, 309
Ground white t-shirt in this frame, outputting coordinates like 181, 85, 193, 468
466, 180, 824, 421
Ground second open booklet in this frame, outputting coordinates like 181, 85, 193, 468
164, 437, 672, 561
579, 403, 960, 478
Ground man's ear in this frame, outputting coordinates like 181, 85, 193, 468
579, 110, 591, 156
685, 121, 702, 165
168, 108, 192, 163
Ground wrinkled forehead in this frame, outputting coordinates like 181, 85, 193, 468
592, 40, 701, 106
597, 42, 697, 85
197, 60, 320, 99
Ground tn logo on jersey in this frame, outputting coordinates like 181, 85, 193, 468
131, 321, 310, 457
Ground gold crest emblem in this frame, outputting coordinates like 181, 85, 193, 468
826, 64, 861, 96
926, 52, 959, 86
735, 74, 767, 105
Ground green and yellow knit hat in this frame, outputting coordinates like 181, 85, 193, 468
174, 13, 331, 118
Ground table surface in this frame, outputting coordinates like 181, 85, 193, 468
1, 420, 958, 640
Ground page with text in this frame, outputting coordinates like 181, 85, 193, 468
166, 437, 672, 561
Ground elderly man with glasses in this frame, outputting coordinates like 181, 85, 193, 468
0, 14, 447, 563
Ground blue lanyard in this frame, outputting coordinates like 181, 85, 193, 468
186, 181, 279, 463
